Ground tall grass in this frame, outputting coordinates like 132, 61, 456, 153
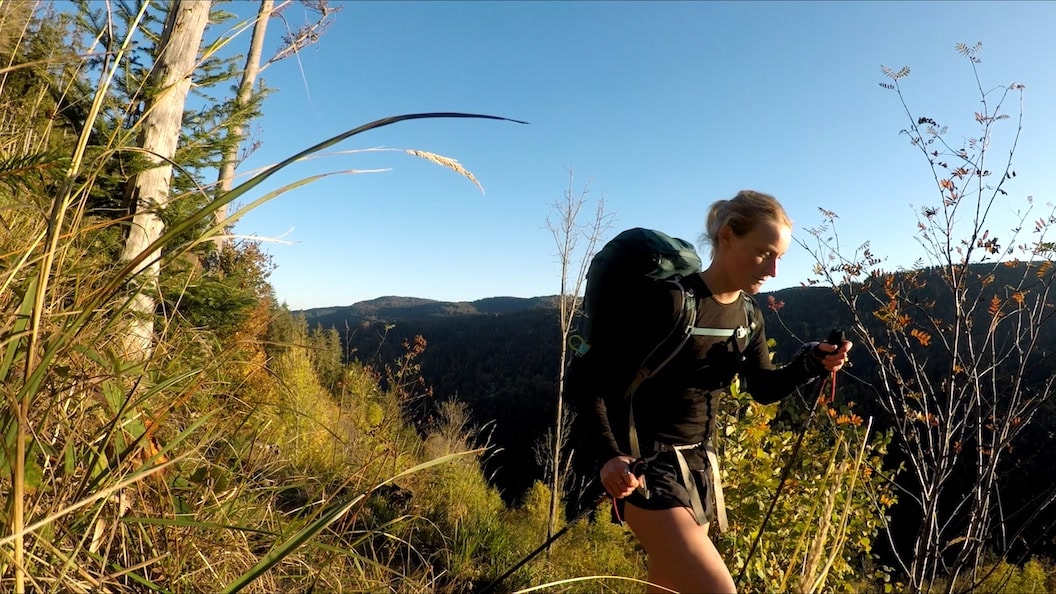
0, 4, 529, 591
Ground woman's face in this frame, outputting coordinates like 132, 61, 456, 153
717, 219, 792, 295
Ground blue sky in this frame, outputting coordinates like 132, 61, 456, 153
227, 1, 1056, 311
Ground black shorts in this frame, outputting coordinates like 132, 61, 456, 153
615, 446, 710, 519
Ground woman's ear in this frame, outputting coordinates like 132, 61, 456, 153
718, 224, 733, 247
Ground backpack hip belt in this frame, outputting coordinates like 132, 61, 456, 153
643, 438, 728, 532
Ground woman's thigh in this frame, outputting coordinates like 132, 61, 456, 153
624, 501, 736, 594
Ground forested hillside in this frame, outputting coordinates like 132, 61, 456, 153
304, 261, 1056, 574
303, 298, 562, 499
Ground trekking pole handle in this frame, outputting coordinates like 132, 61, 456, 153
813, 329, 845, 358
827, 329, 844, 346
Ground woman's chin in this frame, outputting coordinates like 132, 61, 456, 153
745, 279, 767, 294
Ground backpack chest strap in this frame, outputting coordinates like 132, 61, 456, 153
688, 293, 760, 342
690, 326, 751, 339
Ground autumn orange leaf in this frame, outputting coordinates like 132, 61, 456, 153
911, 328, 932, 346
989, 295, 1002, 316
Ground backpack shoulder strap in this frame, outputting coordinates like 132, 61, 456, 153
625, 278, 697, 460
626, 290, 763, 462
623, 278, 697, 399
741, 293, 762, 343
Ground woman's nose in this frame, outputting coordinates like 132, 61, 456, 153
765, 258, 778, 277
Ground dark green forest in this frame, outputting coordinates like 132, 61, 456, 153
302, 262, 1056, 570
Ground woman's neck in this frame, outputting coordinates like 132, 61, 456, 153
700, 267, 742, 305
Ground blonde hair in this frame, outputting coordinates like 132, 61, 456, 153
701, 190, 792, 253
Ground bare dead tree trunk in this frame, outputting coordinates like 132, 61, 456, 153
212, 0, 273, 249
119, 0, 211, 360
212, 0, 338, 248
544, 167, 611, 544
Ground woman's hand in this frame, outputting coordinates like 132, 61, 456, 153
815, 340, 853, 373
600, 455, 641, 499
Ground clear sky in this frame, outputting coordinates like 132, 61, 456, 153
228, 1, 1056, 311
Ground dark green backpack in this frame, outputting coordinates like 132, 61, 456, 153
572, 228, 707, 404
582, 227, 702, 324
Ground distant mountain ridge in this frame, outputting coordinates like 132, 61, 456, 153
298, 295, 559, 323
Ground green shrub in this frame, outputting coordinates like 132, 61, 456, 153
719, 375, 898, 592
935, 557, 1056, 594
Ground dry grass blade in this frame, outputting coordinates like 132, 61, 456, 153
513, 575, 676, 593
405, 149, 484, 193
0, 457, 179, 548
220, 449, 485, 593
808, 420, 875, 593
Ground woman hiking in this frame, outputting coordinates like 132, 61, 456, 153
586, 190, 852, 593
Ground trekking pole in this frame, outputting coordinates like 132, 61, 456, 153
478, 460, 645, 594
735, 329, 843, 588
477, 491, 607, 594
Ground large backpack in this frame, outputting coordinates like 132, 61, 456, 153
562, 228, 760, 518
582, 227, 701, 324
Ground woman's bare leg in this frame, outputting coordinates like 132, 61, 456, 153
624, 502, 736, 594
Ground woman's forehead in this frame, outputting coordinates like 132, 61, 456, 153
741, 221, 792, 253
748, 220, 791, 241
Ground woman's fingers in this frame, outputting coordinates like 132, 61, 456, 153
612, 471, 638, 497
605, 473, 632, 497
624, 470, 640, 489
608, 482, 636, 499
601, 456, 640, 498
819, 340, 853, 372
